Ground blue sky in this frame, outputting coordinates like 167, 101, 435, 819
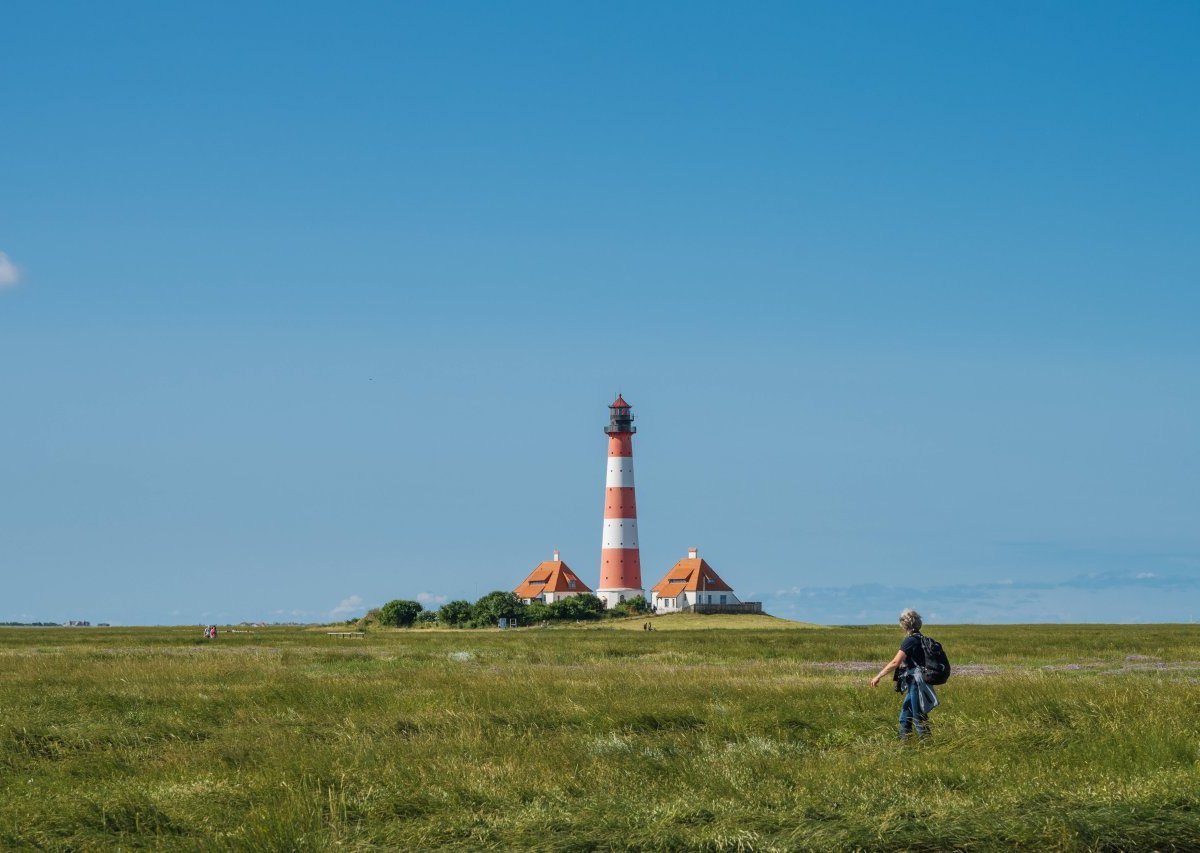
2, 3, 1197, 625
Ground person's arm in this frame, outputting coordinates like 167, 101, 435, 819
869, 649, 907, 688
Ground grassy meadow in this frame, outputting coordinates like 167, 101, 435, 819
2, 618, 1199, 850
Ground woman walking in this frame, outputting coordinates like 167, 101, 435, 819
870, 608, 938, 738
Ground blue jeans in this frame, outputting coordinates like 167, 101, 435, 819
898, 681, 930, 738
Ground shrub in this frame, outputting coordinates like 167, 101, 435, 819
359, 607, 382, 628
379, 599, 423, 628
609, 594, 653, 617
551, 594, 605, 621
437, 600, 475, 628
472, 591, 525, 627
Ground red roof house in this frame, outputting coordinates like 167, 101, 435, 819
514, 551, 593, 604
649, 547, 741, 613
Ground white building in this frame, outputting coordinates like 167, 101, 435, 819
649, 548, 742, 613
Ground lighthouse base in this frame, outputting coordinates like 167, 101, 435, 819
596, 588, 646, 609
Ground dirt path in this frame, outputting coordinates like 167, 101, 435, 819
803, 657, 1200, 676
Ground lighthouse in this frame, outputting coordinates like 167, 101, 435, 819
598, 395, 644, 607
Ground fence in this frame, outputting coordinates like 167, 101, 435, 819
682, 602, 763, 615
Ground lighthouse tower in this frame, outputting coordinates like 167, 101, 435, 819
598, 395, 644, 607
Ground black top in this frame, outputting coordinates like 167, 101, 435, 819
900, 633, 926, 670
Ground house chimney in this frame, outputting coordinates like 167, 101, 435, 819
688, 547, 698, 559
553, 549, 560, 562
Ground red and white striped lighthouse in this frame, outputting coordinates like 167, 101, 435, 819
598, 395, 644, 607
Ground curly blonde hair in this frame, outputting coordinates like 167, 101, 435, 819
899, 609, 922, 633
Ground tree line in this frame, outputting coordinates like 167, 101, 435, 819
374, 591, 653, 628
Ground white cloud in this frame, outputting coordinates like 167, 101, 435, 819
330, 595, 365, 619
1136, 572, 1156, 579
417, 592, 448, 607
0, 251, 21, 288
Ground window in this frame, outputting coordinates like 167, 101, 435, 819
720, 595, 727, 604
568, 579, 576, 589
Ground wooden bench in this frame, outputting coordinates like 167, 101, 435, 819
326, 631, 365, 639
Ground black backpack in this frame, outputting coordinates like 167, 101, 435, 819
915, 632, 951, 685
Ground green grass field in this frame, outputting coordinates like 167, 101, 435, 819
3, 617, 1198, 850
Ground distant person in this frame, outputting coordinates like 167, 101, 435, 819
870, 608, 938, 738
